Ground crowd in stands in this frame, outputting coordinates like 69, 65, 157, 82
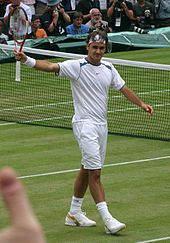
0, 0, 170, 43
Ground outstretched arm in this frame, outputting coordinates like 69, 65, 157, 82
0, 167, 46, 243
14, 50, 60, 73
120, 85, 153, 115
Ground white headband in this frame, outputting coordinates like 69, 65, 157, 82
88, 34, 106, 44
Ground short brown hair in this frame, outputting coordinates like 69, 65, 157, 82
86, 30, 108, 45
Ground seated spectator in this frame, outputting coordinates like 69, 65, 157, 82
76, 0, 100, 23
133, 0, 155, 29
0, 19, 8, 43
40, 0, 70, 36
107, 0, 148, 33
35, 0, 48, 15
86, 8, 112, 32
154, 0, 170, 27
61, 0, 80, 11
66, 11, 89, 35
29, 16, 47, 38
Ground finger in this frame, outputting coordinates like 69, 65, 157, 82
146, 106, 153, 115
0, 167, 36, 226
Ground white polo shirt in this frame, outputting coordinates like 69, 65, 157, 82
59, 58, 125, 124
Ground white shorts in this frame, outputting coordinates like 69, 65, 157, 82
72, 120, 108, 170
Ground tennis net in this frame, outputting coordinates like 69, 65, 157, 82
0, 44, 170, 141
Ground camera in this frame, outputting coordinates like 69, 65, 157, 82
115, 0, 124, 8
138, 9, 151, 28
57, 3, 64, 10
144, 9, 151, 18
53, 3, 64, 13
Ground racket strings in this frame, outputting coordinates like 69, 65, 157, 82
10, 8, 28, 40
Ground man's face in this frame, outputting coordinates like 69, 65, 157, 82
91, 10, 102, 21
87, 42, 106, 64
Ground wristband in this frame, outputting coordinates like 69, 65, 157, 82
24, 56, 36, 67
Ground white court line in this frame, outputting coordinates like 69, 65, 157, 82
136, 236, 170, 243
0, 122, 16, 126
0, 89, 169, 113
0, 102, 169, 126
18, 155, 170, 179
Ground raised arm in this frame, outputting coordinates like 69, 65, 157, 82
14, 50, 60, 73
120, 85, 154, 115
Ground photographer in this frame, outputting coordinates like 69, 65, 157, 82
40, 0, 70, 36
107, 0, 135, 31
86, 8, 112, 33
133, 0, 155, 29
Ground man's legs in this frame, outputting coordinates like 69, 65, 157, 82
65, 121, 125, 232
65, 166, 96, 227
73, 166, 89, 198
88, 169, 126, 234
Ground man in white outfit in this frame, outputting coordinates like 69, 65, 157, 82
14, 30, 153, 235
4, 0, 32, 38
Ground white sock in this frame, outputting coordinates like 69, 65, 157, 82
69, 196, 84, 214
96, 201, 113, 222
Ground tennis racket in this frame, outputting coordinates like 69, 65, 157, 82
10, 6, 29, 81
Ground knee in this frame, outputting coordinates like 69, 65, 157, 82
88, 169, 101, 183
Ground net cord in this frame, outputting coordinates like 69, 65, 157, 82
0, 44, 170, 71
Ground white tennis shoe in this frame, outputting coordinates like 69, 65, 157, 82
104, 217, 126, 234
65, 211, 96, 227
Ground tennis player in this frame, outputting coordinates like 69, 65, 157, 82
14, 30, 153, 235
0, 167, 46, 243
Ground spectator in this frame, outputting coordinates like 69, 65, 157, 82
76, 0, 100, 23
107, 0, 148, 33
66, 11, 89, 35
86, 8, 112, 32
133, 0, 155, 29
22, 0, 36, 15
107, 0, 134, 31
154, 0, 170, 27
29, 16, 47, 38
35, 0, 48, 15
4, 0, 32, 39
0, 19, 8, 43
40, 0, 70, 36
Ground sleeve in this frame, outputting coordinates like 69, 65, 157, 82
4, 4, 10, 17
111, 65, 125, 91
59, 60, 80, 81
66, 25, 72, 34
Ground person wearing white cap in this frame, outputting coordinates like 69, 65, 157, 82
40, 0, 70, 36
14, 30, 153, 235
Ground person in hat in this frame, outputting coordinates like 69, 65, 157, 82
40, 0, 70, 36
14, 30, 153, 235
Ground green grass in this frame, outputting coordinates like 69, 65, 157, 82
105, 48, 170, 64
0, 123, 169, 243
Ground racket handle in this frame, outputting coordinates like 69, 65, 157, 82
15, 60, 21, 82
